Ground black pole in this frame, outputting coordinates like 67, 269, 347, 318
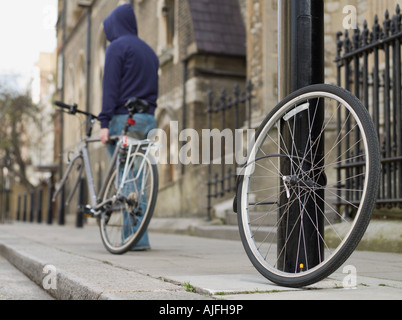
77, 1, 92, 115
58, 0, 67, 226
23, 193, 27, 222
29, 189, 35, 223
279, 0, 324, 95
86, 6, 91, 116
278, 0, 325, 273
37, 187, 43, 224
47, 181, 54, 225
16, 195, 21, 221
76, 178, 85, 228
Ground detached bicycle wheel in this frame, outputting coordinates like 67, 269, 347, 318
237, 84, 380, 288
100, 151, 158, 255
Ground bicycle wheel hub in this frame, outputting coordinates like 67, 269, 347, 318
282, 175, 320, 198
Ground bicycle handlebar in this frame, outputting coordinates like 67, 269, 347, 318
55, 97, 150, 120
55, 101, 98, 120
55, 98, 150, 138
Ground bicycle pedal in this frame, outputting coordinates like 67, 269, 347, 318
81, 205, 97, 218
83, 212, 95, 218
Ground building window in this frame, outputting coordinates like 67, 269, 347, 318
162, 0, 175, 47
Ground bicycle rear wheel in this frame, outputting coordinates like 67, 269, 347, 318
100, 151, 158, 255
237, 84, 380, 288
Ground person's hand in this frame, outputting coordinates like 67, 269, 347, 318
100, 128, 110, 145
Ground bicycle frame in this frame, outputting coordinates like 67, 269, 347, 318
115, 137, 154, 197
53, 136, 109, 209
53, 133, 157, 214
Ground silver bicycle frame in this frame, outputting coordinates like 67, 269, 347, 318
53, 137, 105, 208
116, 136, 154, 197
53, 135, 157, 212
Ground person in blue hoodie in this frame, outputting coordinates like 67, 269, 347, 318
99, 4, 159, 251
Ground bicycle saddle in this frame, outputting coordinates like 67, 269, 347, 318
125, 97, 150, 114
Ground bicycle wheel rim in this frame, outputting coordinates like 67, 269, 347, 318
100, 152, 157, 254
238, 85, 380, 287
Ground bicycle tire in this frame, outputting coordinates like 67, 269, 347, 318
237, 84, 380, 288
99, 151, 158, 255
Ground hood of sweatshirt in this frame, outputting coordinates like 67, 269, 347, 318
103, 4, 138, 42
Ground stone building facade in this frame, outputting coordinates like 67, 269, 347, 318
55, 0, 247, 218
54, 0, 402, 220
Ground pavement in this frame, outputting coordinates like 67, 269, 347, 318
0, 218, 401, 301
0, 256, 53, 300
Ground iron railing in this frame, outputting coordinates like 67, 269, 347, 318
206, 81, 253, 220
335, 6, 402, 210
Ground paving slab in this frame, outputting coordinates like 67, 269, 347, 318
0, 222, 401, 300
0, 256, 54, 300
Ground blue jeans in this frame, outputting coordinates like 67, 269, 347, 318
107, 114, 156, 250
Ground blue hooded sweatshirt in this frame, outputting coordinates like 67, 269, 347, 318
99, 4, 159, 129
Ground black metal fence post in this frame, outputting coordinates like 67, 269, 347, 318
16, 195, 21, 221
206, 90, 214, 221
37, 186, 43, 224
336, 5, 402, 212
29, 189, 35, 223
278, 0, 325, 272
47, 181, 54, 225
206, 82, 252, 220
23, 193, 27, 222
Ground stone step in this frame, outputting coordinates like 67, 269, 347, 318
192, 224, 277, 243
226, 211, 277, 227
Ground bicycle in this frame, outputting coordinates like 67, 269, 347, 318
235, 84, 380, 288
53, 98, 159, 255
